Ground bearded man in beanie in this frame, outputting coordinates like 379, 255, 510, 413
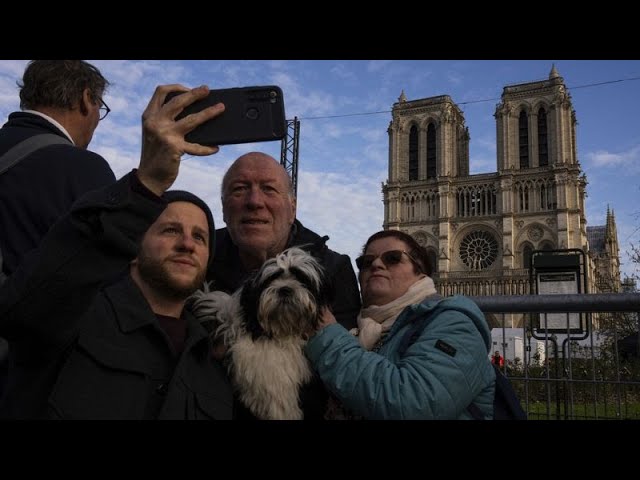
0, 84, 232, 419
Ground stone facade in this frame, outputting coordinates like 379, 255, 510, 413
382, 66, 621, 328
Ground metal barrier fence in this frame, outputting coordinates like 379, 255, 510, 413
467, 293, 640, 420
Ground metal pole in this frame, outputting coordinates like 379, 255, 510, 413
551, 334, 560, 420
637, 310, 640, 359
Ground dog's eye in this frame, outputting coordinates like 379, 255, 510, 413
263, 268, 284, 285
289, 266, 315, 286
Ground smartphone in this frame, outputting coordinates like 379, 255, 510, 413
165, 86, 286, 146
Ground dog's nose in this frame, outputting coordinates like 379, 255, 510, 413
278, 286, 294, 297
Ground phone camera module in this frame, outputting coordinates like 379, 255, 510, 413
245, 107, 260, 120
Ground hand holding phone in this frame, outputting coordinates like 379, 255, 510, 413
165, 85, 286, 146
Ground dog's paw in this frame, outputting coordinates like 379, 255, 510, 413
189, 290, 232, 326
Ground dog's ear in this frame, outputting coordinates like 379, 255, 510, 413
239, 274, 267, 340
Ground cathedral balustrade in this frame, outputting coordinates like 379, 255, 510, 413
436, 275, 531, 297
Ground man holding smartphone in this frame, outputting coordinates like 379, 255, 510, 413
0, 85, 233, 419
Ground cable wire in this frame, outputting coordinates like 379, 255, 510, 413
297, 75, 640, 121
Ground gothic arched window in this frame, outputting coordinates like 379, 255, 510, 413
409, 125, 419, 181
426, 248, 438, 276
540, 241, 554, 251
538, 107, 548, 167
522, 243, 533, 270
519, 110, 529, 169
426, 123, 436, 179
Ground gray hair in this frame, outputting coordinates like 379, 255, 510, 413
19, 60, 110, 110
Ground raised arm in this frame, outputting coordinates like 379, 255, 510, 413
0, 85, 224, 346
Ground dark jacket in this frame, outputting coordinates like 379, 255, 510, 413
210, 219, 361, 330
0, 112, 115, 276
208, 220, 361, 420
0, 173, 232, 419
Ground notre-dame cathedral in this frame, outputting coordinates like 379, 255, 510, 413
382, 66, 621, 326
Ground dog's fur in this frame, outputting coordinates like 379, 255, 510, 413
203, 247, 333, 420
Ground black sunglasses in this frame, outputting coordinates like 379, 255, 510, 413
355, 249, 423, 273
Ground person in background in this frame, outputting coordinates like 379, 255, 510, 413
0, 84, 232, 419
0, 60, 116, 399
491, 350, 505, 368
306, 229, 496, 420
0, 59, 115, 275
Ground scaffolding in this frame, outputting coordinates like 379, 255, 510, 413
280, 117, 300, 197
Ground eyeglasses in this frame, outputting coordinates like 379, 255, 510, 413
355, 249, 423, 273
98, 98, 111, 121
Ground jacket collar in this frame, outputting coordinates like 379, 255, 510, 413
104, 274, 211, 352
104, 275, 203, 334
104, 274, 157, 333
21, 110, 75, 144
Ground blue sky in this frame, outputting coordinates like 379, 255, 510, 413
1, 60, 639, 279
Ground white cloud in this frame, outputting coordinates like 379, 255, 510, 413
270, 74, 335, 118
95, 145, 138, 179
0, 60, 28, 119
0, 60, 28, 80
296, 169, 386, 266
470, 155, 496, 174
586, 145, 640, 168
330, 63, 357, 82
446, 71, 464, 86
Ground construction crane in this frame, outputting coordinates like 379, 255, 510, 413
280, 117, 300, 197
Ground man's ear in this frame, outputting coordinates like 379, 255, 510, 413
79, 88, 93, 116
221, 197, 226, 223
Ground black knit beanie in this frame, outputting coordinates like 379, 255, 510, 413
161, 190, 216, 266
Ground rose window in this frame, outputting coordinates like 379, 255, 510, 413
459, 231, 499, 271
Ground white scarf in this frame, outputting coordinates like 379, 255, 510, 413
352, 276, 437, 350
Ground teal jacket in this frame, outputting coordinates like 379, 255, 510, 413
305, 295, 495, 420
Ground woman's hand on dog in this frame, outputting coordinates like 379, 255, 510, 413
317, 307, 337, 331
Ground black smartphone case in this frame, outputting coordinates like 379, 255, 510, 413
166, 86, 286, 146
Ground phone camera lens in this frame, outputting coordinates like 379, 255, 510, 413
246, 107, 259, 120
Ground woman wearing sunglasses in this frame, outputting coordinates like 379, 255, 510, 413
305, 230, 495, 419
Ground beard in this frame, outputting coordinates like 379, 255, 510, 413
136, 251, 206, 301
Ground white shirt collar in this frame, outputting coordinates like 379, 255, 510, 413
22, 110, 75, 145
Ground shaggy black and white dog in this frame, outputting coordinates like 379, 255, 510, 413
191, 247, 333, 420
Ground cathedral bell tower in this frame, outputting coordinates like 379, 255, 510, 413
494, 65, 587, 256
384, 92, 471, 274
